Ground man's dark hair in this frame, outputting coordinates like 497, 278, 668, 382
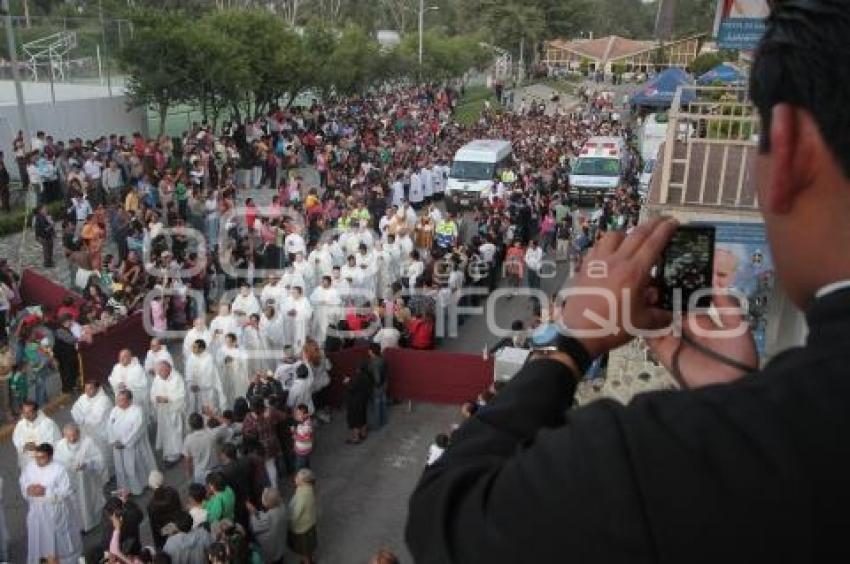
221, 442, 237, 461
206, 471, 226, 492
188, 412, 203, 431
194, 339, 206, 351
22, 399, 38, 410
174, 511, 194, 533
250, 396, 265, 414
188, 482, 207, 504
369, 342, 382, 356
751, 0, 850, 176
36, 442, 53, 457
435, 433, 450, 449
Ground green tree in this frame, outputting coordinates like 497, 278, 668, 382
118, 12, 194, 135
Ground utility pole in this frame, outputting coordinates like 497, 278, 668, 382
655, 0, 676, 42
2, 0, 29, 148
418, 0, 424, 67
99, 0, 112, 96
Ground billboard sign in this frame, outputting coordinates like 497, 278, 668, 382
714, 0, 771, 50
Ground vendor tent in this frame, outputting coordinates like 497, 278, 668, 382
630, 68, 695, 108
697, 63, 745, 85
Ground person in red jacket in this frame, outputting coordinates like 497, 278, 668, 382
406, 313, 434, 350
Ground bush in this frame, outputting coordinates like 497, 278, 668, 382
0, 201, 63, 238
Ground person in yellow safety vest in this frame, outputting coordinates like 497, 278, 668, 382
338, 212, 352, 231
352, 202, 370, 224
501, 168, 516, 185
435, 215, 459, 250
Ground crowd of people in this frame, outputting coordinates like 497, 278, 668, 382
0, 78, 644, 563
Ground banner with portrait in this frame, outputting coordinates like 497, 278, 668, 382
711, 221, 775, 355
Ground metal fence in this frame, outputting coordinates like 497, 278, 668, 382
656, 85, 762, 209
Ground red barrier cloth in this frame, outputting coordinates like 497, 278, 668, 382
325, 347, 493, 408
385, 348, 493, 405
78, 312, 150, 384
20, 268, 85, 322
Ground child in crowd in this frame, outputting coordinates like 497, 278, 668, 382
293, 403, 314, 470
186, 482, 209, 530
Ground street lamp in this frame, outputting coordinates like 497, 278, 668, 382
418, 1, 439, 67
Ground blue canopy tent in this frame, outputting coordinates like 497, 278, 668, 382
629, 68, 696, 109
697, 63, 745, 85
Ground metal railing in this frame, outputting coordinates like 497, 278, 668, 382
657, 85, 761, 209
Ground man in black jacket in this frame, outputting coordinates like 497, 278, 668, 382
33, 204, 55, 267
407, 2, 850, 562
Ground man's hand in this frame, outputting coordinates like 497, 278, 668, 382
156, 396, 168, 404
647, 292, 758, 389
26, 484, 45, 497
24, 442, 36, 451
561, 217, 679, 358
246, 501, 256, 514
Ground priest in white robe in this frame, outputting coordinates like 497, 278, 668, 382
182, 318, 211, 368
231, 283, 261, 318
282, 286, 313, 355
218, 334, 250, 404
107, 390, 157, 496
357, 244, 378, 303
70, 382, 114, 477
260, 275, 283, 310
408, 170, 423, 206
143, 338, 174, 378
310, 276, 342, 346
210, 303, 241, 355
259, 304, 286, 356
243, 313, 272, 375
185, 340, 226, 413
13, 402, 61, 469
109, 349, 152, 423
293, 252, 316, 295
308, 244, 334, 278
20, 443, 82, 564
149, 360, 186, 464
54, 423, 107, 532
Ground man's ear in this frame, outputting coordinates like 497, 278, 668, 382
764, 104, 802, 214
766, 104, 823, 214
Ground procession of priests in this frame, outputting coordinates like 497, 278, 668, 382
5, 269, 354, 562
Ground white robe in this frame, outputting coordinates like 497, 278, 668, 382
54, 437, 107, 532
184, 352, 226, 413
329, 241, 345, 267
242, 325, 272, 376
70, 390, 114, 475
107, 405, 157, 496
210, 313, 241, 341
309, 286, 342, 345
20, 461, 82, 564
109, 359, 152, 422
391, 180, 404, 207
308, 248, 333, 278
409, 173, 423, 203
217, 344, 250, 404
421, 167, 434, 198
12, 414, 61, 469
182, 327, 212, 366
144, 348, 174, 377
260, 312, 285, 352
293, 260, 315, 294
282, 296, 313, 355
150, 373, 186, 461
232, 293, 261, 317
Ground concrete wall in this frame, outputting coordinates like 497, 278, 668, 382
0, 94, 148, 180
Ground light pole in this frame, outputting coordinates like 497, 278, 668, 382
418, 2, 439, 67
1, 0, 29, 147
